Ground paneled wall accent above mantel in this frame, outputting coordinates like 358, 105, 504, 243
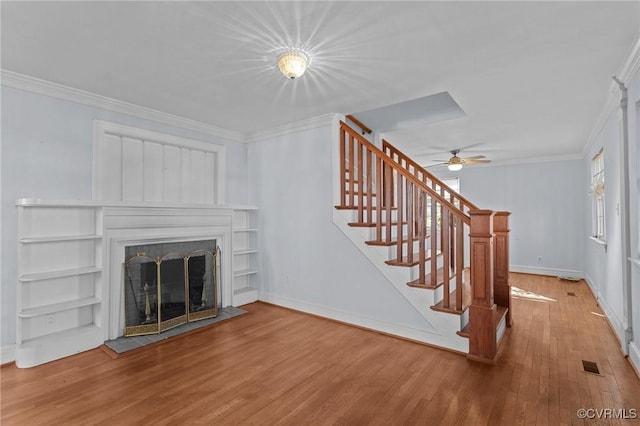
92, 120, 226, 205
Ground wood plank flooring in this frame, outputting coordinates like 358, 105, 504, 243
2, 273, 640, 425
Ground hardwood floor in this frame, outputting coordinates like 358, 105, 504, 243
2, 273, 640, 425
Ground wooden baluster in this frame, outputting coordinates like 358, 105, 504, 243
340, 128, 346, 206
493, 211, 512, 327
418, 191, 426, 284
449, 193, 455, 274
406, 181, 414, 263
366, 147, 373, 224
442, 207, 450, 307
468, 210, 497, 363
430, 197, 437, 287
348, 135, 355, 207
375, 157, 383, 242
384, 163, 393, 242
385, 163, 393, 243
456, 219, 464, 312
357, 141, 364, 223
396, 173, 404, 263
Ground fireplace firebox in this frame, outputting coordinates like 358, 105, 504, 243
124, 240, 219, 336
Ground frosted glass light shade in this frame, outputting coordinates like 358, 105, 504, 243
448, 163, 463, 171
278, 50, 309, 79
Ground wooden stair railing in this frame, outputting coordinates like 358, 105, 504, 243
382, 139, 478, 214
337, 120, 512, 363
383, 137, 512, 362
338, 121, 469, 309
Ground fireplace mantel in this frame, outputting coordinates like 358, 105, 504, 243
14, 198, 257, 367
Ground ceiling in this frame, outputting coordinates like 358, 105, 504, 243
2, 1, 638, 166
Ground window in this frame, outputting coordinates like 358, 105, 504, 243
591, 150, 605, 240
426, 178, 460, 227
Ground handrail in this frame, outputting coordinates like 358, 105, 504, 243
382, 139, 479, 212
345, 115, 372, 135
341, 122, 470, 225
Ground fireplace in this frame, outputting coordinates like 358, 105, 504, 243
123, 240, 219, 336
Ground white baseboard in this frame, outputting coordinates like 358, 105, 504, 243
258, 292, 468, 354
629, 341, 640, 380
583, 275, 626, 350
510, 265, 584, 279
1, 345, 16, 365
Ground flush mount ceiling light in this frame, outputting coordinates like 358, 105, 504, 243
278, 49, 309, 79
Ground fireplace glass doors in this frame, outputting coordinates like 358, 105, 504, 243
124, 242, 219, 336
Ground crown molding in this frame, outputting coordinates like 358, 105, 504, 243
618, 32, 640, 84
0, 70, 244, 142
582, 32, 640, 158
245, 113, 337, 143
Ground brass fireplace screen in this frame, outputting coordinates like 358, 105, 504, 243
124, 247, 220, 336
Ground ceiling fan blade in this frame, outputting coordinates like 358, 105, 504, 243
430, 159, 449, 163
461, 155, 486, 160
464, 159, 491, 164
425, 162, 448, 168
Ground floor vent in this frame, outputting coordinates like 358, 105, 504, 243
567, 292, 576, 296
582, 360, 601, 375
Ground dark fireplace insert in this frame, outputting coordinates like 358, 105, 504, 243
123, 240, 219, 336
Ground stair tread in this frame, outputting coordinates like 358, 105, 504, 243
385, 251, 441, 267
366, 234, 430, 247
456, 306, 508, 339
430, 278, 471, 315
334, 205, 397, 211
345, 190, 377, 196
407, 267, 458, 289
348, 221, 407, 228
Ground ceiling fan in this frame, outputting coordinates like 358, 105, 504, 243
429, 149, 491, 171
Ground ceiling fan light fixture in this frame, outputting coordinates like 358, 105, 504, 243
278, 49, 309, 79
448, 163, 463, 171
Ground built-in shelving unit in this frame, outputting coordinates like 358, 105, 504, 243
232, 208, 259, 306
15, 201, 105, 368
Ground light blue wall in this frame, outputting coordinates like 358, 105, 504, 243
247, 124, 431, 329
435, 159, 586, 275
0, 86, 248, 347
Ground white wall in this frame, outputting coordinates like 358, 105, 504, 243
583, 54, 640, 370
0, 85, 248, 350
435, 160, 586, 277
247, 123, 432, 331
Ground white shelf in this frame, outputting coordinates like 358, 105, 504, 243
19, 266, 102, 282
232, 208, 259, 307
234, 249, 259, 255
19, 297, 101, 318
233, 287, 258, 307
20, 234, 102, 243
15, 325, 104, 368
233, 269, 258, 277
16, 203, 105, 367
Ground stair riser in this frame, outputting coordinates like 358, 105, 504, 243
366, 223, 413, 239
382, 240, 432, 259
348, 209, 397, 223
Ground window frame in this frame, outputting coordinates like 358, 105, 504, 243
591, 149, 605, 241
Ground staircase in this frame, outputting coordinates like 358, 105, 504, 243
333, 120, 512, 363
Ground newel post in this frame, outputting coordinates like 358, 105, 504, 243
468, 210, 497, 363
493, 211, 512, 327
